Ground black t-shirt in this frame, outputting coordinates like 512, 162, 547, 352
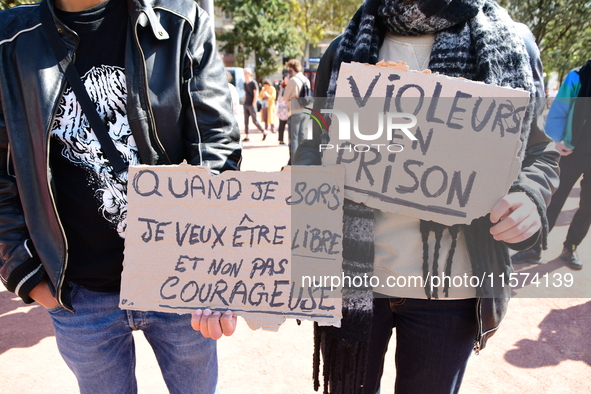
50, 0, 137, 291
244, 80, 258, 106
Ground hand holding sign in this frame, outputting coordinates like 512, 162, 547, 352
489, 192, 541, 244
191, 309, 237, 340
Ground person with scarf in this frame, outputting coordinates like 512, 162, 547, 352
293, 1, 560, 393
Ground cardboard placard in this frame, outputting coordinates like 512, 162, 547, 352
119, 164, 344, 330
322, 62, 530, 225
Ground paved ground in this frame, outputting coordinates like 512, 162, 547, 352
1, 119, 590, 393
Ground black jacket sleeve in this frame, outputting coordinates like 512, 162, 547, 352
182, 8, 241, 173
507, 24, 560, 251
0, 103, 46, 303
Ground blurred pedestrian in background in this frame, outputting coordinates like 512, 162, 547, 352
243, 67, 266, 142
283, 59, 311, 163
226, 70, 240, 121
276, 75, 290, 145
260, 79, 276, 133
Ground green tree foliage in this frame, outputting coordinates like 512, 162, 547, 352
0, 0, 34, 11
291, 0, 362, 53
499, 0, 591, 81
217, 0, 302, 80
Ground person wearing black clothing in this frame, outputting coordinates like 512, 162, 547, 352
513, 60, 591, 270
0, 0, 239, 392
242, 67, 266, 142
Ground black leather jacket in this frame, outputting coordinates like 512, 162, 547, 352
0, 0, 241, 310
295, 27, 560, 351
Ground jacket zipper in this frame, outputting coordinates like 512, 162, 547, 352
48, 75, 73, 312
474, 298, 483, 354
7, 144, 13, 177
473, 297, 500, 355
133, 14, 171, 165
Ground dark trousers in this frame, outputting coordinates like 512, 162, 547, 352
363, 297, 478, 394
243, 104, 264, 135
533, 145, 591, 252
278, 119, 287, 143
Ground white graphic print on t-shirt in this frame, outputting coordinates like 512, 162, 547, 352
51, 65, 139, 238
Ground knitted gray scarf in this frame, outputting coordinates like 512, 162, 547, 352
314, 1, 543, 393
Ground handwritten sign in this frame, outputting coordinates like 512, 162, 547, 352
321, 62, 530, 225
119, 164, 344, 330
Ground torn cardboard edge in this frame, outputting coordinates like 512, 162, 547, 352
122, 302, 342, 331
348, 60, 530, 93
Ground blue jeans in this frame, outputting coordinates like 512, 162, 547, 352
46, 284, 219, 394
364, 297, 478, 394
288, 113, 307, 163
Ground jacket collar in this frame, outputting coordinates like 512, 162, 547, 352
45, 0, 169, 42
127, 0, 169, 40
44, 0, 77, 50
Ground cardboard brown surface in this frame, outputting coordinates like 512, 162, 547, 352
120, 164, 344, 330
322, 62, 530, 225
